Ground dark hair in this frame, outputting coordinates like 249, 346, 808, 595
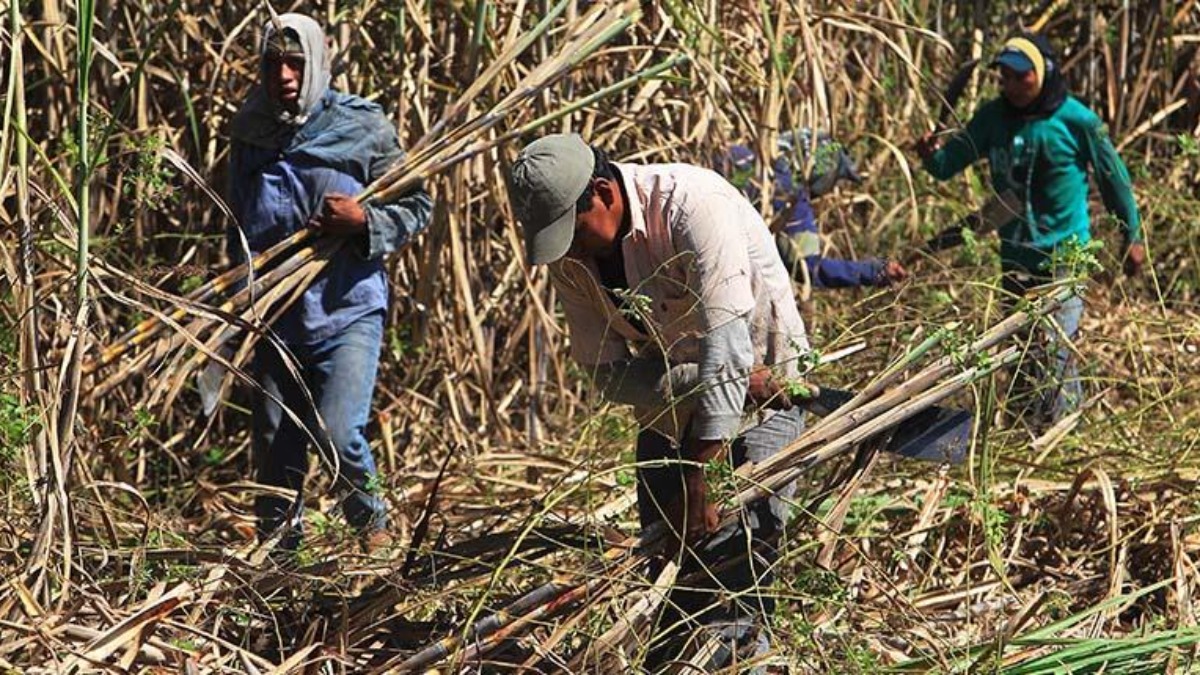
575, 146, 617, 214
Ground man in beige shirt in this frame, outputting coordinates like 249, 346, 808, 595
509, 133, 810, 670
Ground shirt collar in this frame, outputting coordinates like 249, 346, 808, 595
614, 161, 647, 242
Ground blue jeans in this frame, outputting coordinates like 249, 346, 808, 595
252, 310, 387, 543
637, 408, 803, 672
1003, 273, 1084, 430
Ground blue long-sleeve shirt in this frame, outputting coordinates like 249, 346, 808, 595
723, 145, 886, 289
228, 90, 433, 344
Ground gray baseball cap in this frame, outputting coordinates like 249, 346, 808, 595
508, 133, 595, 265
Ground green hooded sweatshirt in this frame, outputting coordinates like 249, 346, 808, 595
923, 95, 1141, 275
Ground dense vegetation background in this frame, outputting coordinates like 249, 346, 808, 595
3, 0, 1200, 671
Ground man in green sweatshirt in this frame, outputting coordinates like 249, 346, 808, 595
917, 33, 1144, 428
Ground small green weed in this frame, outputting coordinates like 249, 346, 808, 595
0, 394, 36, 464
121, 132, 178, 211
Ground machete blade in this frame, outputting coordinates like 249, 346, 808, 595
810, 387, 971, 464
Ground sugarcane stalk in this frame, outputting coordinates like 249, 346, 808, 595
147, 250, 334, 411
9, 0, 53, 522
820, 322, 961, 422
734, 346, 1022, 516
85, 237, 335, 404
571, 561, 679, 670
371, 3, 644, 202
396, 0, 573, 157
82, 227, 317, 374
454, 568, 625, 668
368, 0, 629, 198
747, 308, 1056, 485
466, 55, 689, 158
746, 315, 1038, 488
395, 581, 576, 672
397, 525, 652, 673
818, 286, 1074, 428
93, 237, 326, 369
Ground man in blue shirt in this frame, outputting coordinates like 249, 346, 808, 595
227, 13, 432, 553
721, 132, 907, 290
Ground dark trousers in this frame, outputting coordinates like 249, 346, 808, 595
636, 408, 803, 672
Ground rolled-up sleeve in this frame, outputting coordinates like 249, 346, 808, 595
593, 358, 699, 443
592, 357, 702, 410
589, 321, 749, 442
364, 188, 433, 260
362, 120, 434, 260
691, 316, 752, 439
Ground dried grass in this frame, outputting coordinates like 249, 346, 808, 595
3, 1, 1200, 673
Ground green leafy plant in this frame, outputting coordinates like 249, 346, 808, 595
178, 274, 205, 295
0, 394, 35, 463
783, 378, 817, 401
202, 446, 226, 467
1176, 133, 1200, 157
703, 453, 737, 508
363, 472, 384, 496
610, 287, 654, 325
1047, 236, 1104, 279
122, 132, 177, 210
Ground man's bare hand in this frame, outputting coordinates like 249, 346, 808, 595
663, 468, 720, 556
309, 193, 367, 235
747, 367, 819, 411
915, 132, 941, 161
883, 260, 909, 284
748, 367, 790, 410
1124, 242, 1146, 277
